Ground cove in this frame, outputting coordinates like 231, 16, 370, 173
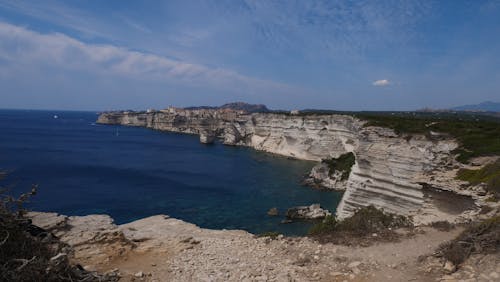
0, 110, 342, 236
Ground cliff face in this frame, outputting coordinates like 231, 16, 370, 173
224, 113, 362, 161
337, 127, 458, 219
97, 109, 469, 221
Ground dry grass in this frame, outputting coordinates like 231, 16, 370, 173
437, 216, 500, 265
429, 221, 455, 232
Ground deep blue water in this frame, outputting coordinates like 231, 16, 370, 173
0, 109, 342, 235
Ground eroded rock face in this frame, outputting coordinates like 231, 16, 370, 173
336, 127, 459, 219
199, 130, 215, 144
97, 109, 470, 220
27, 212, 135, 264
98, 109, 361, 161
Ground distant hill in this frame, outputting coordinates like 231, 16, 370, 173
451, 101, 500, 112
184, 102, 269, 113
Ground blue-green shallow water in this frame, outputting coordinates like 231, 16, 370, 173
0, 109, 342, 236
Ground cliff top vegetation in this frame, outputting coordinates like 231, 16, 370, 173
456, 159, 500, 200
354, 112, 500, 163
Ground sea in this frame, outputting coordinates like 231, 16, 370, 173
0, 109, 342, 236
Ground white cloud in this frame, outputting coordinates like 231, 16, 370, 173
372, 79, 390, 86
0, 21, 293, 94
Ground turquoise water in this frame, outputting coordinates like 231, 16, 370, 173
0, 110, 342, 236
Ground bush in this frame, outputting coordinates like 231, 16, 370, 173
309, 205, 413, 240
308, 215, 337, 235
430, 221, 455, 231
456, 159, 500, 199
322, 152, 356, 180
0, 174, 116, 282
438, 216, 500, 265
356, 113, 500, 163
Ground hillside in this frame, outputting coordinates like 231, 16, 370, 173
451, 101, 500, 112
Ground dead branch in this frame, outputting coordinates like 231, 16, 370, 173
0, 230, 9, 246
12, 256, 36, 271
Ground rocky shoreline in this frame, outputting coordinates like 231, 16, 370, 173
89, 107, 500, 281
27, 210, 499, 282
97, 108, 495, 225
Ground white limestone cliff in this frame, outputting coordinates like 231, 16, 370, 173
97, 109, 479, 222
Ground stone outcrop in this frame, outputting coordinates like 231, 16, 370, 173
28, 211, 497, 282
27, 212, 135, 264
97, 108, 480, 222
286, 204, 332, 220
199, 130, 216, 144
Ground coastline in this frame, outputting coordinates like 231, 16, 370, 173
97, 109, 494, 226
28, 210, 499, 282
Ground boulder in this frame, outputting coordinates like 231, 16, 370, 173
286, 204, 331, 220
267, 207, 279, 216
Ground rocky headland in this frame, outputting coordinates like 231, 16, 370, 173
97, 106, 496, 225
13, 105, 498, 281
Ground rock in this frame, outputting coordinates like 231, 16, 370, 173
135, 271, 144, 278
223, 124, 242, 145
490, 272, 499, 279
348, 261, 362, 268
98, 109, 466, 222
267, 207, 279, 216
199, 130, 216, 144
286, 204, 331, 220
443, 260, 456, 273
304, 163, 349, 191
49, 253, 67, 265
27, 212, 68, 232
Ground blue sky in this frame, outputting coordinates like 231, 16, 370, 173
0, 0, 499, 111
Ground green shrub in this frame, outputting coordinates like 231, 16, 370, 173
308, 215, 337, 235
456, 160, 500, 199
356, 113, 500, 163
309, 205, 413, 236
322, 152, 356, 180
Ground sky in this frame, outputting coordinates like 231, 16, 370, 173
0, 0, 499, 111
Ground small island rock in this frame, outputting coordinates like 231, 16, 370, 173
267, 207, 279, 216
286, 204, 331, 220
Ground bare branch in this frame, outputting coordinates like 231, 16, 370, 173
12, 256, 37, 271
0, 230, 9, 246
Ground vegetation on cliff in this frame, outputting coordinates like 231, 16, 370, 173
355, 112, 500, 163
321, 152, 356, 181
309, 205, 413, 245
456, 159, 500, 200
